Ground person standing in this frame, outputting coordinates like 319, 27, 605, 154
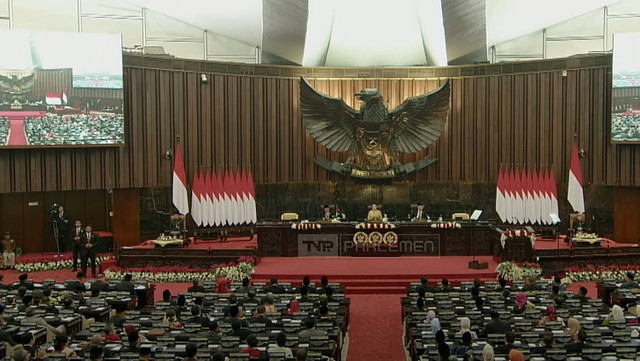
1, 232, 16, 269
69, 220, 84, 271
80, 225, 97, 278
54, 205, 70, 254
412, 203, 430, 221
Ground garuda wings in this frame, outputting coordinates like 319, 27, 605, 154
299, 77, 450, 174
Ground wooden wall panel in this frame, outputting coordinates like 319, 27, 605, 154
614, 187, 640, 243
1, 55, 639, 195
112, 188, 140, 247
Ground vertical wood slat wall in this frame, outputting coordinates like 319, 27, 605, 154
0, 58, 636, 194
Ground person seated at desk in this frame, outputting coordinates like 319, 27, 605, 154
411, 203, 430, 221
320, 205, 334, 221
621, 271, 639, 289
572, 213, 586, 233
367, 204, 383, 223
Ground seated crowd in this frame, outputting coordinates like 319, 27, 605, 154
404, 275, 640, 360
0, 273, 349, 361
23, 114, 124, 146
0, 118, 7, 146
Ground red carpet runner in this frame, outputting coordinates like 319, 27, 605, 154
0, 111, 46, 146
346, 294, 406, 361
7, 117, 27, 145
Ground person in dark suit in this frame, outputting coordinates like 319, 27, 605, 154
66, 272, 85, 291
621, 272, 639, 289
68, 220, 84, 271
54, 205, 70, 254
572, 286, 589, 303
298, 317, 327, 343
187, 278, 205, 293
495, 331, 516, 354
480, 312, 511, 337
230, 318, 252, 342
90, 274, 109, 292
265, 278, 286, 294
418, 277, 436, 293
116, 274, 135, 294
80, 225, 97, 277
187, 305, 209, 328
572, 213, 586, 233
566, 329, 590, 354
438, 278, 453, 292
411, 203, 430, 221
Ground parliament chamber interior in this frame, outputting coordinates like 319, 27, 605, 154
3, 0, 640, 360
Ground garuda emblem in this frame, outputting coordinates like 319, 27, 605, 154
299, 77, 450, 178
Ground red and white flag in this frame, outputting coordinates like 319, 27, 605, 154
172, 144, 189, 215
240, 169, 251, 224
222, 171, 233, 225
567, 143, 585, 213
213, 170, 223, 226
550, 166, 559, 220
191, 170, 202, 226
201, 171, 211, 227
504, 167, 513, 224
495, 166, 506, 223
247, 168, 257, 223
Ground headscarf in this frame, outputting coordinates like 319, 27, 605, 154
545, 306, 557, 321
424, 310, 436, 324
482, 343, 495, 361
508, 349, 525, 361
515, 293, 526, 308
612, 304, 624, 322
457, 317, 471, 335
430, 318, 441, 334
287, 299, 299, 316
567, 318, 580, 340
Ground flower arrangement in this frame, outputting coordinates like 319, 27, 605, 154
564, 265, 640, 283
573, 232, 598, 239
291, 223, 321, 230
500, 229, 536, 248
495, 261, 542, 281
430, 222, 462, 229
103, 259, 254, 283
15, 254, 113, 273
355, 223, 395, 230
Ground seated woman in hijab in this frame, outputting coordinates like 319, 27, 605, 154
424, 310, 437, 325
455, 317, 478, 341
508, 349, 525, 361
603, 304, 625, 325
431, 318, 442, 334
537, 306, 558, 327
566, 317, 580, 342
512, 293, 527, 314
482, 344, 495, 361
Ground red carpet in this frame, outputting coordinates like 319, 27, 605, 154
0, 111, 46, 146
346, 295, 405, 361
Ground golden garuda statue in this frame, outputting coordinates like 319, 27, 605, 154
299, 77, 450, 178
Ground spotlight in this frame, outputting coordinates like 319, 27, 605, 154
201, 74, 208, 83
164, 149, 173, 159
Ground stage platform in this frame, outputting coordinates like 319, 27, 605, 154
251, 256, 500, 294
116, 237, 258, 268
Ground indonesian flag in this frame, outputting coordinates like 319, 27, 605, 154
172, 144, 189, 215
514, 168, 524, 224
45, 93, 62, 106
567, 143, 585, 213
504, 167, 513, 224
531, 168, 540, 225
201, 171, 211, 227
523, 168, 533, 224
495, 166, 506, 223
62, 91, 68, 105
231, 170, 242, 225
240, 169, 251, 224
222, 171, 233, 225
213, 170, 223, 226
550, 166, 559, 220
191, 170, 202, 226
247, 168, 257, 223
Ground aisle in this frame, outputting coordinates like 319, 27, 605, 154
7, 118, 27, 145
346, 294, 406, 361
